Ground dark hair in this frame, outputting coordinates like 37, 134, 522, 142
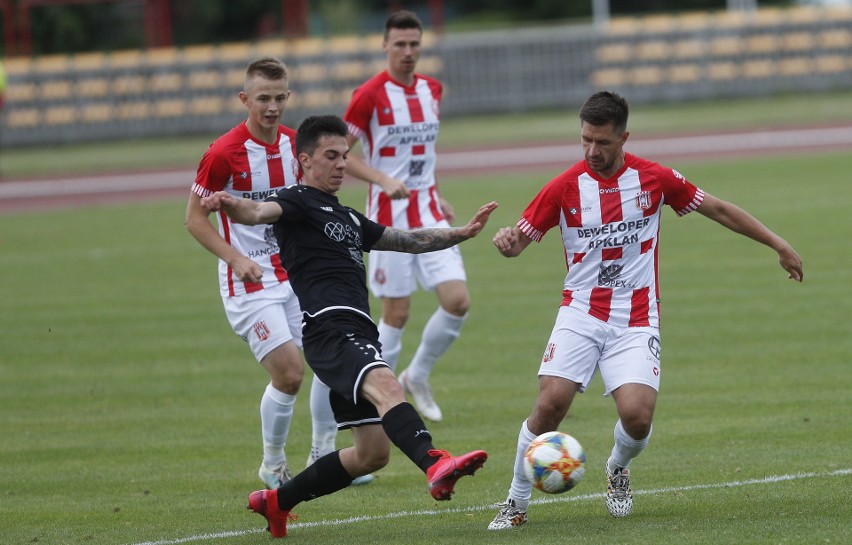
245, 57, 287, 82
296, 115, 348, 156
384, 10, 423, 40
579, 91, 629, 134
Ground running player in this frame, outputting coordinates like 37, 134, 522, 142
487, 91, 803, 529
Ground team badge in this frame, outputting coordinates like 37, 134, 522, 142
542, 342, 556, 363
635, 191, 652, 211
374, 268, 386, 285
253, 320, 270, 341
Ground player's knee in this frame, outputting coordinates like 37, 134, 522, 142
528, 400, 569, 433
621, 413, 653, 440
363, 450, 390, 472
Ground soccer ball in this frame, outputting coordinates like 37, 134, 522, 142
523, 431, 586, 494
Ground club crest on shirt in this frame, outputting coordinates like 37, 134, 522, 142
291, 158, 300, 179
635, 191, 652, 211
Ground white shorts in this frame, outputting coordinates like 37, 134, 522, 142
222, 281, 303, 363
538, 305, 661, 396
368, 245, 466, 298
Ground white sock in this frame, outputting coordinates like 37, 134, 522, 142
608, 419, 652, 471
377, 319, 404, 372
260, 382, 296, 467
406, 308, 466, 383
308, 375, 337, 463
507, 419, 537, 509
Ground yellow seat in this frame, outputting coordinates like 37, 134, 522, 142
41, 79, 73, 99
77, 77, 111, 98
741, 59, 775, 78
45, 105, 76, 125
81, 103, 113, 123
596, 43, 632, 64
707, 62, 739, 81
668, 63, 701, 83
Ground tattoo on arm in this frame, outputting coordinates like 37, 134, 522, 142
374, 227, 467, 253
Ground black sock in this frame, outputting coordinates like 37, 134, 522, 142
276, 450, 352, 511
382, 402, 439, 473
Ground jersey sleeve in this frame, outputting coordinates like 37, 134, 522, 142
192, 143, 231, 197
265, 186, 304, 222
353, 208, 387, 252
343, 85, 373, 139
517, 174, 567, 243
659, 166, 705, 216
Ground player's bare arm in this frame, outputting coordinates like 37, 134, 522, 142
186, 193, 264, 283
345, 133, 410, 199
374, 201, 498, 253
200, 191, 283, 226
493, 226, 533, 258
697, 193, 803, 282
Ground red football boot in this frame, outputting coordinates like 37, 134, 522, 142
426, 449, 488, 501
247, 488, 296, 538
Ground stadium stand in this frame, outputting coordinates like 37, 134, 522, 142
2, 7, 851, 147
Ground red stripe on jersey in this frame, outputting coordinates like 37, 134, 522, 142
602, 247, 622, 261
599, 184, 623, 223
231, 151, 251, 191
628, 287, 651, 327
377, 193, 393, 226
407, 190, 423, 228
572, 252, 585, 264
270, 253, 289, 282
562, 183, 583, 228
589, 287, 612, 322
641, 238, 654, 254
376, 99, 395, 125
412, 144, 425, 155
244, 280, 263, 294
267, 147, 285, 188
379, 147, 396, 157
428, 186, 444, 222
561, 289, 574, 306
219, 210, 236, 296
407, 95, 425, 122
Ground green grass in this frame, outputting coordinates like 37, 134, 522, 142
3, 89, 852, 179
1, 144, 850, 544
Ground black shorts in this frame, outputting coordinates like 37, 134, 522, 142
302, 310, 388, 429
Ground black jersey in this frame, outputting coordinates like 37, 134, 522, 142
266, 185, 386, 318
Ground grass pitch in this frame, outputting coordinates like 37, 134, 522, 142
1, 143, 850, 542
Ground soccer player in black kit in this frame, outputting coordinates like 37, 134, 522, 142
201, 114, 498, 538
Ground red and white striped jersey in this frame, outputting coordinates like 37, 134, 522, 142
343, 70, 444, 228
518, 153, 704, 328
191, 122, 301, 297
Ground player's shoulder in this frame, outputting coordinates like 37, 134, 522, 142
207, 123, 249, 154
416, 73, 442, 87
626, 152, 673, 173
549, 160, 587, 185
353, 71, 390, 94
279, 124, 297, 139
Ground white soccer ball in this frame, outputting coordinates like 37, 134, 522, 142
523, 431, 586, 494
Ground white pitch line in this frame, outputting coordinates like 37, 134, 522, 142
128, 468, 851, 545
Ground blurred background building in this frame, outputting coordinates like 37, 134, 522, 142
1, 0, 851, 146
